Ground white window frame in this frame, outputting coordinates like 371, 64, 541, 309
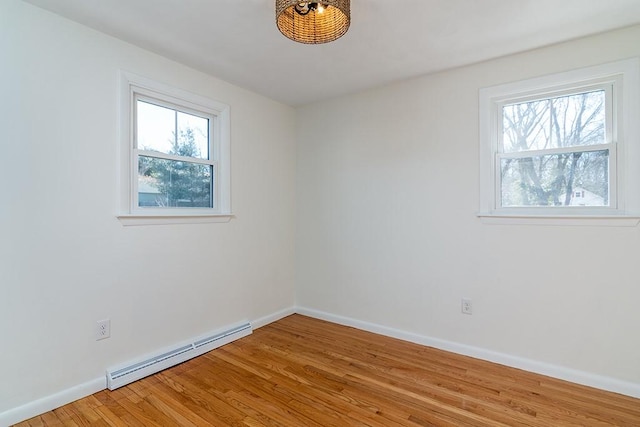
118, 71, 232, 225
479, 58, 640, 226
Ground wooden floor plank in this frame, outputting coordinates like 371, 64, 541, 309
14, 314, 640, 426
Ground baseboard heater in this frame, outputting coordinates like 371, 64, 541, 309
106, 321, 252, 390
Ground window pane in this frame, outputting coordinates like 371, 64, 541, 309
137, 101, 175, 155
138, 156, 213, 208
503, 99, 550, 153
137, 101, 209, 160
503, 90, 605, 153
500, 150, 609, 207
177, 112, 209, 159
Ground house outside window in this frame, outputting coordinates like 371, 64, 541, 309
479, 58, 640, 224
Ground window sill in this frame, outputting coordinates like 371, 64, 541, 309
477, 213, 640, 227
117, 213, 234, 226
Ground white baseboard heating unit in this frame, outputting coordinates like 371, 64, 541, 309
106, 321, 252, 390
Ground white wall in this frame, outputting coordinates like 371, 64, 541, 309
0, 0, 296, 415
3, 0, 640, 420
296, 25, 640, 388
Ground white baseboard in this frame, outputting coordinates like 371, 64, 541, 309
295, 306, 640, 399
4, 305, 637, 426
0, 377, 105, 427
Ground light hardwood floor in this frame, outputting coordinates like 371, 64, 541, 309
15, 314, 640, 426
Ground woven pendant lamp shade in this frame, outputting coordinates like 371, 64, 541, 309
276, 1, 350, 44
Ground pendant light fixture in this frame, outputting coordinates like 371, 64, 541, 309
276, 1, 351, 44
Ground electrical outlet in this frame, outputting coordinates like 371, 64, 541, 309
96, 319, 111, 340
461, 298, 472, 315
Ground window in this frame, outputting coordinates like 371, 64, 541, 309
136, 98, 213, 209
500, 87, 611, 208
119, 72, 231, 225
479, 59, 640, 224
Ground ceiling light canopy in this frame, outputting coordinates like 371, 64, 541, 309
276, 1, 351, 44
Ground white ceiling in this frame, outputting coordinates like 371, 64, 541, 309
23, 0, 640, 106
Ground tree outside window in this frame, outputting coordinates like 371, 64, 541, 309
499, 89, 610, 208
